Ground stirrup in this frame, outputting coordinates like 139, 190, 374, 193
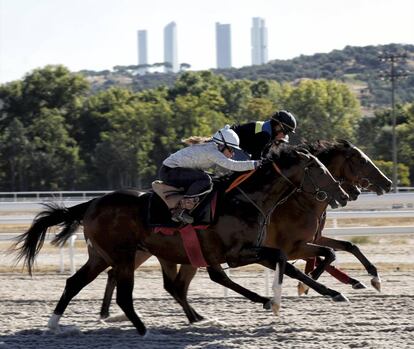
180, 197, 200, 210
171, 209, 194, 224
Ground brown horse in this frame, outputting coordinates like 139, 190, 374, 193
296, 140, 392, 293
13, 145, 349, 335
98, 140, 391, 321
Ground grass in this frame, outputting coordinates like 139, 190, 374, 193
348, 236, 372, 244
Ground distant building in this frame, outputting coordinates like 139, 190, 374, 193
137, 30, 148, 74
216, 22, 232, 69
251, 17, 268, 65
164, 22, 178, 73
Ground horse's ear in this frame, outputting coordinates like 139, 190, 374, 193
337, 139, 353, 148
295, 150, 310, 159
296, 145, 309, 154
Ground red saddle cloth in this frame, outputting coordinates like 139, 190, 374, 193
152, 192, 217, 267
153, 224, 209, 267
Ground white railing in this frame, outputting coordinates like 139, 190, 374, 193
0, 191, 111, 202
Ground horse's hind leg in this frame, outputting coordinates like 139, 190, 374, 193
100, 268, 117, 319
114, 262, 147, 336
100, 251, 152, 319
159, 259, 203, 323
48, 251, 109, 332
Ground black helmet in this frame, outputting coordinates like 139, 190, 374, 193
271, 110, 297, 133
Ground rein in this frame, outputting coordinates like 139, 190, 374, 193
234, 162, 299, 246
232, 157, 339, 246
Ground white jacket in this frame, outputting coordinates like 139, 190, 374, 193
163, 142, 258, 172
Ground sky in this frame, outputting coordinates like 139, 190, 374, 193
0, 0, 413, 83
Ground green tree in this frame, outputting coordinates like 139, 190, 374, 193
0, 119, 32, 190
92, 103, 154, 188
26, 108, 83, 190
282, 79, 361, 141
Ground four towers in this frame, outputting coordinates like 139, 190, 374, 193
137, 17, 268, 72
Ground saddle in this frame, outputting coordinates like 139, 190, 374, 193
147, 180, 217, 227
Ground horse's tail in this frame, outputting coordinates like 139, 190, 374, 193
13, 200, 95, 275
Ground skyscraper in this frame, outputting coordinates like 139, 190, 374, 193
216, 22, 232, 69
137, 30, 148, 74
251, 17, 268, 65
164, 22, 178, 73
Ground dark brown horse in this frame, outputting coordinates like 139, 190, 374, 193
98, 140, 391, 321
13, 146, 349, 335
296, 140, 392, 293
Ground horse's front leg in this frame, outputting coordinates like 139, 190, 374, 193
223, 246, 287, 315
316, 236, 381, 291
315, 257, 368, 290
207, 265, 272, 309
293, 242, 336, 281
283, 262, 349, 302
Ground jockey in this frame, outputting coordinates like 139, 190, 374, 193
160, 125, 261, 224
231, 110, 297, 160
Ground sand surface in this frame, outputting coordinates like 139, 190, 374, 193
1, 235, 414, 349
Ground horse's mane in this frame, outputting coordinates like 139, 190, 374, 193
182, 136, 211, 145
266, 143, 302, 169
297, 139, 354, 157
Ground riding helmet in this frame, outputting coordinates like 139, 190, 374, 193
212, 125, 242, 150
271, 110, 297, 133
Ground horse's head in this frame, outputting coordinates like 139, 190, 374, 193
335, 140, 392, 195
340, 182, 361, 201
268, 145, 349, 208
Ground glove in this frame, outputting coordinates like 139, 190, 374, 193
254, 160, 262, 169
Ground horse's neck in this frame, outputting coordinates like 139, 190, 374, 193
238, 175, 295, 214
317, 147, 344, 179
288, 192, 329, 217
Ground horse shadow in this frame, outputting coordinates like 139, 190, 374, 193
0, 322, 256, 349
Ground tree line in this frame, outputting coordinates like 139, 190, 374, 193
0, 65, 413, 191
82, 44, 414, 109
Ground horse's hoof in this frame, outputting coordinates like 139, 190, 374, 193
352, 281, 367, 290
190, 316, 205, 324
297, 282, 310, 296
263, 300, 272, 310
141, 329, 150, 338
371, 277, 381, 292
271, 302, 280, 316
332, 293, 350, 302
104, 313, 129, 322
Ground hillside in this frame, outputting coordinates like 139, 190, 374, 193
80, 43, 414, 110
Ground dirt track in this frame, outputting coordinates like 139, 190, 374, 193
1, 249, 414, 349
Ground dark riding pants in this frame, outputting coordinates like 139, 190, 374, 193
159, 165, 213, 197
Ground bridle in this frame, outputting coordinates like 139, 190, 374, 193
273, 158, 341, 203
342, 148, 372, 190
